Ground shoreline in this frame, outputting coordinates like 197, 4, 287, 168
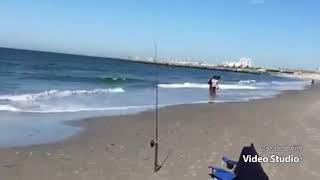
0, 84, 319, 179
57, 83, 315, 142
0, 79, 310, 149
0, 85, 312, 150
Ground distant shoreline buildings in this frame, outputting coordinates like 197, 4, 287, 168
126, 55, 319, 76
127, 56, 254, 69
127, 55, 214, 67
221, 57, 252, 68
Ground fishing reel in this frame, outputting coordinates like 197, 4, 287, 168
150, 139, 156, 148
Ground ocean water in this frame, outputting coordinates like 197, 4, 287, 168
0, 48, 309, 147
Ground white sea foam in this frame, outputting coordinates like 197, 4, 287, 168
0, 88, 125, 102
271, 81, 309, 86
255, 80, 310, 90
0, 104, 153, 113
158, 82, 257, 90
239, 80, 257, 84
0, 105, 19, 112
271, 81, 310, 90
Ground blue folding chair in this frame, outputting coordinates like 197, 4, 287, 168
209, 156, 238, 180
209, 143, 269, 180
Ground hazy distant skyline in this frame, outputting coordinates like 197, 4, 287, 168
0, 0, 319, 69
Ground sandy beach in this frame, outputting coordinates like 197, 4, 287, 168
1, 85, 320, 180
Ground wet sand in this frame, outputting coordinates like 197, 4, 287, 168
0, 85, 320, 180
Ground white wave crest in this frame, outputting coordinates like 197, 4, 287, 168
0, 88, 125, 102
158, 82, 257, 90
239, 80, 256, 84
0, 105, 19, 111
158, 83, 208, 89
0, 105, 153, 113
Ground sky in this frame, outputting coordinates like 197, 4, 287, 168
0, 0, 319, 69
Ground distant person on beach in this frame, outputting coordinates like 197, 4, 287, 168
311, 79, 315, 85
208, 75, 220, 102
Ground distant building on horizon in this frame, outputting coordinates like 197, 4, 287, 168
222, 57, 252, 68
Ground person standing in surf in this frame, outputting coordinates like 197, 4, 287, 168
208, 75, 220, 102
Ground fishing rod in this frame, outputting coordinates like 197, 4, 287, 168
150, 40, 161, 172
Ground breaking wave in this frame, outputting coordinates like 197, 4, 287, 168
0, 105, 19, 112
0, 88, 125, 102
238, 80, 257, 84
158, 82, 257, 90
0, 105, 153, 113
0, 104, 153, 113
102, 76, 145, 84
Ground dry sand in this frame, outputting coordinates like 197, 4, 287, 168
0, 85, 320, 180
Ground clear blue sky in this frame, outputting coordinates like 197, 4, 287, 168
0, 0, 319, 69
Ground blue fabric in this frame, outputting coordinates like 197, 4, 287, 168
214, 169, 236, 180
